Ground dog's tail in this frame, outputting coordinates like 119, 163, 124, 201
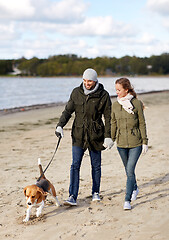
38, 158, 46, 179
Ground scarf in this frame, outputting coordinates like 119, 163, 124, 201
83, 81, 99, 95
117, 93, 134, 114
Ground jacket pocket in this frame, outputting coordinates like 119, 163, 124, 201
129, 128, 142, 145
71, 122, 84, 142
116, 128, 120, 143
74, 101, 84, 113
117, 128, 127, 146
90, 120, 104, 141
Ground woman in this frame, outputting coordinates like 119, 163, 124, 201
111, 78, 148, 210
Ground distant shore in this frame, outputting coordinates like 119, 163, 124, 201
1, 73, 169, 78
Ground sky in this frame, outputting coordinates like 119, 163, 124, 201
0, 0, 169, 59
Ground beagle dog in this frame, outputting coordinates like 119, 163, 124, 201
23, 158, 60, 222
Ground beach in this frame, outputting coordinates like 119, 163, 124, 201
0, 91, 169, 240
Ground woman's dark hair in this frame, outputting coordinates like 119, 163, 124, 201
115, 78, 137, 98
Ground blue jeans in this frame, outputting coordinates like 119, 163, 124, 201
117, 146, 142, 202
69, 146, 101, 200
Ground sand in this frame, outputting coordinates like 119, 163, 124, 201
0, 91, 169, 240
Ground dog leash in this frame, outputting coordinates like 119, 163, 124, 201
37, 136, 62, 182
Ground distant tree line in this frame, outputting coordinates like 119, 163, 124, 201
0, 60, 13, 75
1, 53, 169, 76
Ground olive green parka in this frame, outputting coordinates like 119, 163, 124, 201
57, 83, 111, 151
111, 98, 148, 148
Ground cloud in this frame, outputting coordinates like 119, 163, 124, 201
0, 18, 159, 59
0, 0, 168, 59
147, 0, 169, 32
147, 0, 169, 16
143, 41, 169, 56
42, 0, 87, 23
58, 16, 135, 37
7, 14, 136, 40
137, 33, 158, 45
0, 29, 168, 59
0, 0, 35, 20
163, 19, 169, 30
0, 0, 87, 23
0, 22, 18, 41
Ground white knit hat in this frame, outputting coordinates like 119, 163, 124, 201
82, 68, 98, 82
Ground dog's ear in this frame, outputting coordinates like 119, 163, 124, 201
23, 187, 27, 196
37, 187, 48, 197
36, 187, 48, 203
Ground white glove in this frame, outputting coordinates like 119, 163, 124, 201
55, 126, 64, 138
103, 138, 114, 150
142, 144, 148, 154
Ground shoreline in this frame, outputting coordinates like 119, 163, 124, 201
0, 101, 66, 116
1, 89, 169, 116
1, 74, 169, 78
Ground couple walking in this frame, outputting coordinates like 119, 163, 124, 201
55, 68, 148, 210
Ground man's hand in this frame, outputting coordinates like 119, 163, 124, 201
55, 126, 64, 138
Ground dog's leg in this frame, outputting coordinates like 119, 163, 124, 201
36, 200, 44, 217
23, 205, 32, 222
50, 185, 60, 206
55, 195, 60, 207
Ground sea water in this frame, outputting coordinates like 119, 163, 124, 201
0, 76, 169, 110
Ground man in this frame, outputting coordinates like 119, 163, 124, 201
55, 68, 113, 206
